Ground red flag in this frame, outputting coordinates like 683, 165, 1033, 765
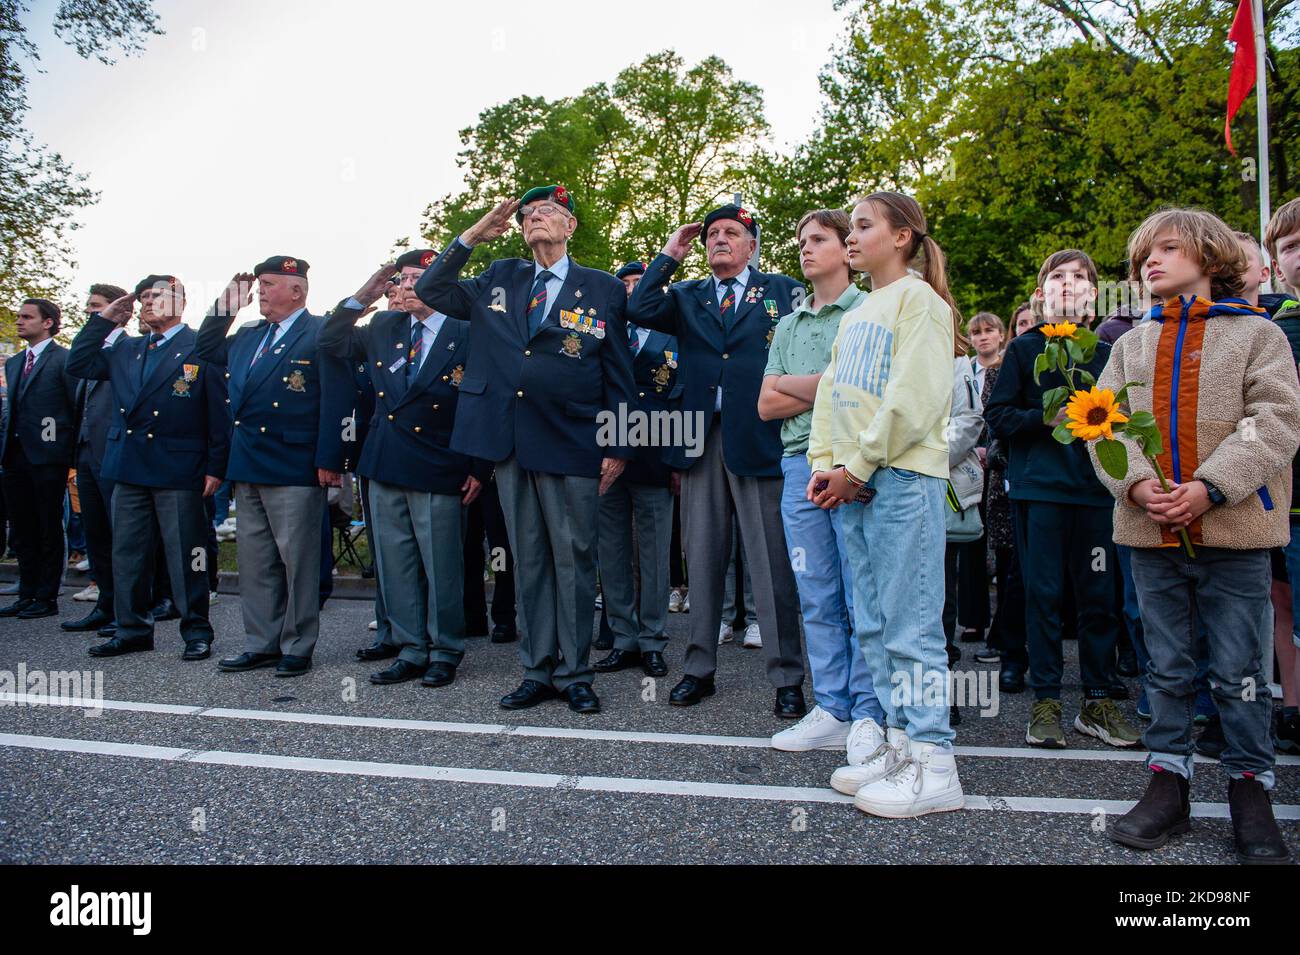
1225, 0, 1257, 156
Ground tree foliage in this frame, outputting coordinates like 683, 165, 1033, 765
0, 1, 161, 348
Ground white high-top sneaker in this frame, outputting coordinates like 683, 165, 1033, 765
853, 740, 965, 818
830, 725, 906, 795
771, 705, 851, 752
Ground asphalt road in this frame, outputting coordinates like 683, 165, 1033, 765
1, 589, 1296, 864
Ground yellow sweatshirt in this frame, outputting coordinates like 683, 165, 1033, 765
807, 273, 953, 482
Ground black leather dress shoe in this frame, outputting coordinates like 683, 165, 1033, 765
593, 648, 641, 672
369, 659, 426, 685
17, 599, 58, 619
218, 652, 282, 672
150, 598, 180, 621
490, 624, 518, 644
563, 682, 601, 714
88, 635, 154, 657
1116, 644, 1140, 678
642, 651, 668, 677
500, 679, 557, 710
97, 622, 118, 638
593, 633, 615, 651
669, 675, 716, 706
999, 663, 1026, 694
275, 655, 312, 677
775, 685, 807, 719
355, 642, 399, 662
62, 609, 113, 632
182, 640, 212, 661
421, 662, 457, 688
0, 598, 34, 617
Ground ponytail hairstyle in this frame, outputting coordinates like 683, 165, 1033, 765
859, 191, 966, 355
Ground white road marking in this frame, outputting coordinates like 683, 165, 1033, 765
2, 731, 1296, 820
4, 692, 1296, 766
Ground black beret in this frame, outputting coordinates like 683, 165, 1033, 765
253, 255, 308, 278
700, 204, 757, 243
615, 261, 646, 279
134, 274, 178, 300
395, 248, 439, 270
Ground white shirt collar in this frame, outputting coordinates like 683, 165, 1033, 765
148, 322, 186, 345
271, 307, 306, 336
104, 327, 126, 348
25, 337, 54, 359
715, 267, 751, 295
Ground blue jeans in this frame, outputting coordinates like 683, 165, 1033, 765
1131, 546, 1275, 788
839, 467, 953, 746
780, 455, 883, 723
1286, 524, 1300, 650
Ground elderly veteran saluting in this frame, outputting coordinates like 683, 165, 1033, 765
69, 276, 230, 660
321, 249, 485, 690
415, 185, 637, 714
627, 205, 807, 717
197, 256, 354, 678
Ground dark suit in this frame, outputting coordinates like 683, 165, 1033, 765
67, 316, 230, 645
2, 341, 78, 603
598, 325, 681, 654
321, 301, 482, 667
416, 238, 637, 691
197, 306, 352, 659
73, 328, 132, 617
625, 256, 805, 689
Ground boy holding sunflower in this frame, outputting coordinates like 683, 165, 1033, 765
1097, 208, 1300, 864
985, 251, 1140, 750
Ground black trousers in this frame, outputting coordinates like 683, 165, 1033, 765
987, 543, 1027, 666
2, 446, 67, 602
1013, 500, 1119, 699
463, 477, 515, 631
77, 458, 116, 614
669, 492, 687, 589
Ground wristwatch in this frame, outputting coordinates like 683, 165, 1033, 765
1201, 480, 1227, 506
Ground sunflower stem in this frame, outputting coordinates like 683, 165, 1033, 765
1147, 455, 1196, 558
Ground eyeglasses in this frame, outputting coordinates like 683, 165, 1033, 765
515, 202, 568, 222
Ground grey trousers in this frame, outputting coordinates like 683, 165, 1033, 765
680, 419, 803, 687
369, 479, 467, 667
494, 454, 599, 691
597, 477, 672, 652
111, 482, 212, 645
235, 482, 325, 658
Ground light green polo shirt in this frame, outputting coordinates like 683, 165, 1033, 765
764, 283, 866, 455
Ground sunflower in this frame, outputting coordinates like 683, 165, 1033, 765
1040, 321, 1078, 339
1064, 387, 1128, 441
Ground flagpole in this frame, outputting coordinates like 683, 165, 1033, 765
1253, 0, 1271, 262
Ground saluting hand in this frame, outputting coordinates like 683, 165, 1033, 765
354, 263, 397, 307
99, 293, 136, 324
662, 222, 703, 261
218, 273, 255, 317
462, 199, 520, 246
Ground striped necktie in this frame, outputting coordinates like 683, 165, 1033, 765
527, 270, 555, 336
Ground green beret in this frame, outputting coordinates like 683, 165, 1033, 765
516, 184, 575, 221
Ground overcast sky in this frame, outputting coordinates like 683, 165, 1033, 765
21, 0, 851, 321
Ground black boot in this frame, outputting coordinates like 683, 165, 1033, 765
1228, 776, 1292, 865
1109, 769, 1190, 850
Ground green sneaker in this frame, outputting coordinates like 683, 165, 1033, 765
1075, 698, 1142, 748
1026, 698, 1066, 748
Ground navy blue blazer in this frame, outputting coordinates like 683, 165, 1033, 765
621, 326, 682, 488
196, 307, 354, 487
415, 239, 638, 479
67, 316, 230, 491
320, 301, 480, 495
1, 342, 79, 468
628, 254, 804, 477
